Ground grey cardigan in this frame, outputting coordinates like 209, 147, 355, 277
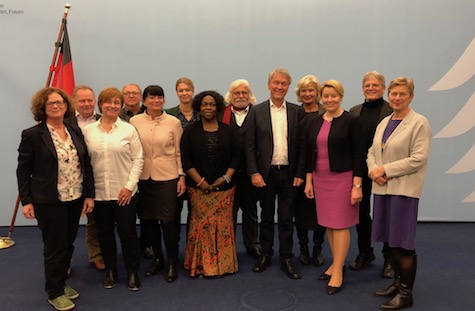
367, 109, 432, 198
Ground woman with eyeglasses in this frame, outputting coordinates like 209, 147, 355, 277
17, 87, 95, 311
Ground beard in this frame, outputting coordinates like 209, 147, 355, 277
232, 100, 249, 109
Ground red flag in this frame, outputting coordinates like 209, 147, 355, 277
51, 23, 75, 95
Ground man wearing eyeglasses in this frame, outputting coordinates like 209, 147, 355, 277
119, 83, 152, 259
120, 84, 145, 121
220, 79, 261, 260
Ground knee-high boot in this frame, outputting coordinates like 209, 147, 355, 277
380, 254, 416, 310
375, 255, 400, 297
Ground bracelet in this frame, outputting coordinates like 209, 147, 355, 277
223, 174, 231, 183
197, 177, 205, 187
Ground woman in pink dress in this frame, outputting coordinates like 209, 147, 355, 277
304, 80, 365, 295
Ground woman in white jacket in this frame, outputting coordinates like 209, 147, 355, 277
367, 77, 432, 310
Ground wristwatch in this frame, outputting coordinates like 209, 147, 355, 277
353, 184, 362, 189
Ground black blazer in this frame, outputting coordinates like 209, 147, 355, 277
306, 111, 364, 177
17, 122, 95, 205
245, 100, 306, 182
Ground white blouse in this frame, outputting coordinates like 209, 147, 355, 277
83, 118, 144, 201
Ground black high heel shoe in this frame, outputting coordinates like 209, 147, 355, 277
326, 265, 346, 295
318, 265, 333, 281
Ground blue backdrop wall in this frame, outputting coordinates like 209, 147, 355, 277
1, 0, 474, 225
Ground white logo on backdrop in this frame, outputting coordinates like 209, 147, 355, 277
429, 38, 475, 202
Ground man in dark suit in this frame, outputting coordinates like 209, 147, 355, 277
349, 71, 394, 278
220, 79, 261, 259
246, 69, 306, 279
65, 85, 104, 271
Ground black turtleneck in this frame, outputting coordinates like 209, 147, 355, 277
360, 97, 385, 151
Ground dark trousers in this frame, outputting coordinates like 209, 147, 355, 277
34, 198, 83, 300
355, 176, 374, 255
258, 166, 296, 261
233, 171, 259, 250
142, 218, 178, 264
93, 196, 140, 275
175, 192, 191, 244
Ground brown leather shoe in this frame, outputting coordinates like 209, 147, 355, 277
90, 259, 106, 271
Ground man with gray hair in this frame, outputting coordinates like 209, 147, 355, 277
349, 71, 394, 278
246, 69, 306, 279
220, 79, 261, 259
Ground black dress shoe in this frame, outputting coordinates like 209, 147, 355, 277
246, 246, 262, 259
280, 260, 301, 279
145, 257, 164, 277
349, 253, 375, 270
103, 270, 117, 289
165, 265, 177, 283
252, 255, 271, 272
127, 272, 141, 291
142, 246, 154, 259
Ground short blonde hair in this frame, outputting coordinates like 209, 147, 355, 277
320, 80, 344, 97
295, 75, 320, 103
388, 77, 414, 97
362, 71, 386, 87
224, 79, 257, 104
268, 68, 292, 84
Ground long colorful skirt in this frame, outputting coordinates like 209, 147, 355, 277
184, 186, 238, 277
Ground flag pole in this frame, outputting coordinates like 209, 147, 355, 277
46, 3, 72, 87
1, 3, 73, 250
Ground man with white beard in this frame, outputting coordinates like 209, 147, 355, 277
220, 79, 261, 259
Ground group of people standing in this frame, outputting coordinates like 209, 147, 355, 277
17, 69, 431, 311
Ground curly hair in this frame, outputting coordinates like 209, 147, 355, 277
30, 87, 75, 122
192, 90, 225, 113
223, 79, 257, 105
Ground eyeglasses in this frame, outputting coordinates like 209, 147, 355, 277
45, 100, 66, 108
123, 91, 140, 96
233, 91, 249, 96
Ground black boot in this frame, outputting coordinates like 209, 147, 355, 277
376, 253, 400, 297
382, 244, 395, 278
145, 256, 164, 277
379, 283, 413, 310
312, 245, 324, 266
380, 254, 416, 310
297, 229, 310, 265
375, 276, 400, 297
